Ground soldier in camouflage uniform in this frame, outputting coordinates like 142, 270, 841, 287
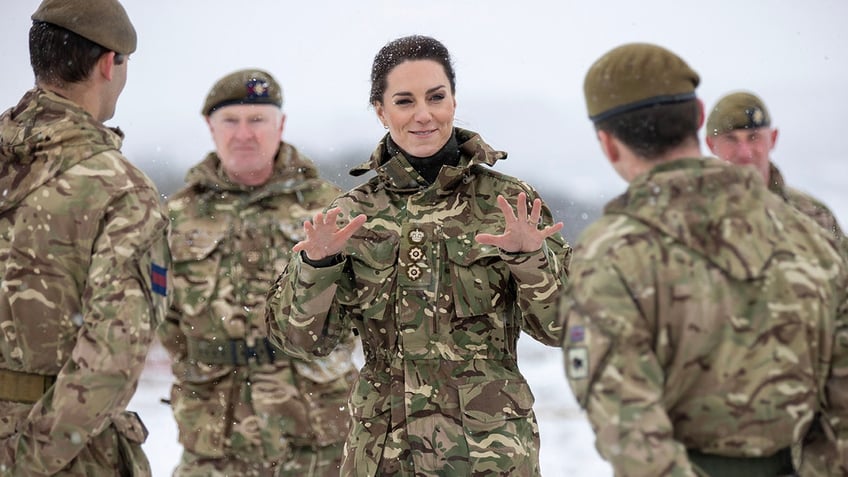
705, 91, 846, 249
160, 69, 357, 477
560, 42, 848, 476
266, 35, 571, 476
0, 0, 169, 475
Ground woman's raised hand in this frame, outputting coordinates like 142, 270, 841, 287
292, 208, 368, 261
475, 192, 563, 253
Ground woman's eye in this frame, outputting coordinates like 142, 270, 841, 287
430, 94, 445, 102
394, 98, 412, 106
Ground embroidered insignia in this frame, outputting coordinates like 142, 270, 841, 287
151, 263, 167, 296
567, 347, 588, 380
408, 246, 424, 262
569, 325, 585, 343
407, 265, 422, 281
246, 78, 270, 99
409, 228, 425, 244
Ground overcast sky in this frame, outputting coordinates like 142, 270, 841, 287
2, 0, 847, 226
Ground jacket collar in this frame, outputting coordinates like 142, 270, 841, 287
348, 128, 506, 194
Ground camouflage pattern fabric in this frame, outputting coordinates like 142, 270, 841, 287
0, 88, 170, 476
768, 161, 848, 256
267, 128, 572, 476
560, 157, 848, 476
161, 142, 357, 476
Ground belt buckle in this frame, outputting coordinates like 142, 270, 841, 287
241, 338, 275, 365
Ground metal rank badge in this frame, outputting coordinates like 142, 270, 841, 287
407, 265, 422, 280
409, 228, 425, 244
408, 246, 425, 262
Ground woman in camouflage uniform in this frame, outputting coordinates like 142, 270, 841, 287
267, 36, 571, 476
160, 69, 357, 477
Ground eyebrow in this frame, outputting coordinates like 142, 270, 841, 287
392, 85, 447, 98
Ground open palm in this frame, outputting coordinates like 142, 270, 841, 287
475, 192, 564, 253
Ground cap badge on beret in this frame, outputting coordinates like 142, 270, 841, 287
246, 79, 270, 99
750, 108, 765, 127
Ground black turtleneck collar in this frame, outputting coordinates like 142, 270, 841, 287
386, 129, 460, 184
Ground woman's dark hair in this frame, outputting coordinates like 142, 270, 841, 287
369, 35, 456, 105
29, 21, 122, 87
594, 100, 700, 160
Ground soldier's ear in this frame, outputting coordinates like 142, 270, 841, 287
769, 128, 779, 150
705, 135, 716, 153
597, 130, 619, 164
98, 52, 117, 82
696, 98, 705, 129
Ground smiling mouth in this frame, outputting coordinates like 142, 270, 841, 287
411, 129, 437, 137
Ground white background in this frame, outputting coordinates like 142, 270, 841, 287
3, 1, 847, 475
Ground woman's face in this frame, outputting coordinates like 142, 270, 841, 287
375, 60, 456, 158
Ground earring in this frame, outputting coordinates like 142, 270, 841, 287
383, 124, 389, 129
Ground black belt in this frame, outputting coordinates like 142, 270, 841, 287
688, 447, 796, 477
185, 337, 283, 366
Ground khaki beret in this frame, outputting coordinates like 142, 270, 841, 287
32, 0, 137, 55
706, 92, 771, 136
584, 43, 700, 123
202, 69, 283, 116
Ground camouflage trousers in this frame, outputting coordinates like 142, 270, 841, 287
173, 442, 344, 477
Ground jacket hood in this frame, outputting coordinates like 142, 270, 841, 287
348, 128, 506, 193
605, 157, 782, 280
0, 88, 122, 214
183, 141, 321, 200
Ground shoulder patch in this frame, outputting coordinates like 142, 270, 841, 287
151, 263, 167, 296
567, 347, 589, 380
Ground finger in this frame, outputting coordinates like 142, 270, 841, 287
311, 211, 325, 227
540, 222, 564, 237
292, 240, 307, 253
496, 195, 518, 223
324, 207, 343, 225
474, 232, 499, 246
528, 198, 543, 226
336, 214, 367, 240
515, 192, 528, 222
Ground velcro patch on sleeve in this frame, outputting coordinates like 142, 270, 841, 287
567, 347, 589, 380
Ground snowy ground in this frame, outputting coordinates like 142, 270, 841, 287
129, 338, 613, 476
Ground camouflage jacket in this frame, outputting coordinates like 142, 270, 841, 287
560, 157, 848, 477
160, 143, 357, 462
0, 88, 169, 475
267, 128, 571, 476
768, 162, 847, 255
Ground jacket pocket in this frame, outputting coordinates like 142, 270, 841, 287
347, 237, 397, 320
458, 379, 539, 471
445, 237, 509, 317
169, 227, 224, 317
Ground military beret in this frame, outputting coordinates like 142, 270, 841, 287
584, 43, 700, 123
31, 0, 137, 55
202, 69, 283, 116
706, 92, 771, 136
